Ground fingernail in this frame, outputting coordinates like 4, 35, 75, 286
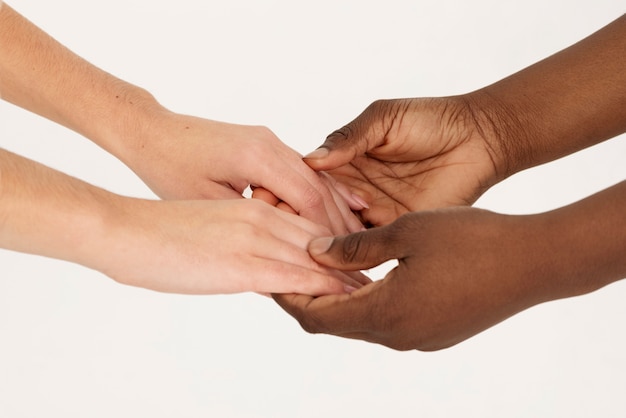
344, 285, 358, 294
351, 193, 369, 209
308, 237, 334, 256
304, 148, 329, 160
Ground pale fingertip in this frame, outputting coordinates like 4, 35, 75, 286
344, 194, 366, 211
327, 180, 364, 211
346, 220, 366, 234
251, 187, 280, 206
351, 193, 370, 209
349, 270, 373, 285
277, 201, 297, 214
344, 285, 358, 294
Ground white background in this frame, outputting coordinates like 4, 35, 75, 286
1, 1, 625, 417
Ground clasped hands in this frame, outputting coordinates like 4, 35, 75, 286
266, 16, 626, 351
255, 96, 526, 351
262, 96, 626, 352
2, 5, 623, 352
126, 94, 530, 353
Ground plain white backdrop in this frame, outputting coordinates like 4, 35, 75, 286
1, 1, 625, 417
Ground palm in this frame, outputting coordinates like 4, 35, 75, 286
324, 98, 497, 226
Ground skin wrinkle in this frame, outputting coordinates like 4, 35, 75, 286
469, 89, 536, 179
458, 95, 505, 181
424, 99, 458, 154
320, 97, 498, 225
381, 165, 422, 198
383, 100, 412, 151
350, 158, 414, 212
327, 125, 364, 159
384, 101, 406, 148
373, 154, 463, 203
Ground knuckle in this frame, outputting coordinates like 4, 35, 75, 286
368, 285, 433, 352
244, 126, 280, 157
298, 313, 325, 335
252, 125, 277, 141
326, 123, 355, 143
386, 213, 427, 250
367, 98, 390, 112
384, 340, 415, 352
300, 186, 325, 211
325, 99, 399, 150
367, 99, 409, 131
380, 324, 450, 352
232, 200, 272, 230
245, 136, 271, 159
365, 99, 394, 120
340, 233, 369, 265
233, 221, 262, 243
245, 199, 273, 222
412, 335, 452, 352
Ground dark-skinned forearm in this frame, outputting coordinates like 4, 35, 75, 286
467, 15, 626, 178
534, 181, 626, 300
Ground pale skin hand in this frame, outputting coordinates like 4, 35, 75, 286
251, 171, 368, 219
304, 15, 626, 227
0, 3, 362, 234
99, 198, 369, 295
0, 148, 368, 295
120, 112, 364, 234
274, 181, 626, 350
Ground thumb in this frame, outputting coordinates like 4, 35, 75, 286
308, 226, 398, 271
304, 100, 390, 171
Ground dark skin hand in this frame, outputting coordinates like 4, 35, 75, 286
271, 15, 626, 352
274, 181, 626, 351
304, 16, 626, 227
304, 97, 501, 227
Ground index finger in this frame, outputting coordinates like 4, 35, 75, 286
257, 157, 352, 234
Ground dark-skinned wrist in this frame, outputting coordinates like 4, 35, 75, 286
460, 89, 537, 182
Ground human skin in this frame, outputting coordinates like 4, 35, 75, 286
274, 15, 626, 348
274, 181, 626, 350
0, 3, 362, 234
303, 15, 626, 227
0, 148, 368, 295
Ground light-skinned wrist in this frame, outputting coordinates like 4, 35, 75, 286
84, 80, 166, 168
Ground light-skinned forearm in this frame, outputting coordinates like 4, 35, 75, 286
0, 3, 364, 234
0, 148, 369, 295
0, 3, 158, 164
467, 15, 626, 179
0, 148, 117, 270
